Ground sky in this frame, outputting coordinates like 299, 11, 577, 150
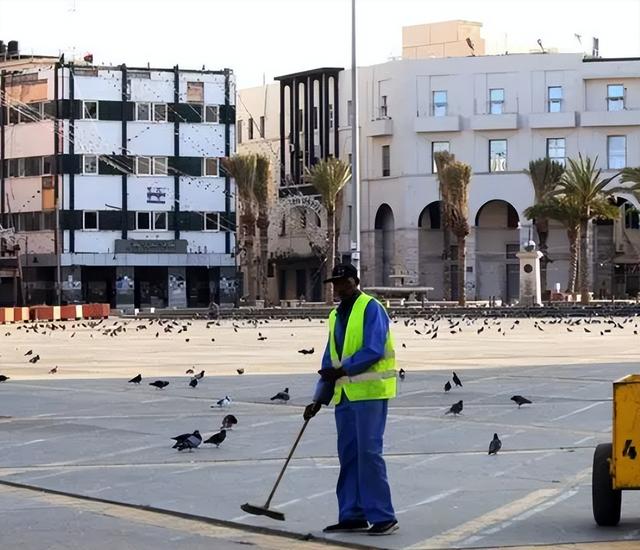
1, 0, 639, 88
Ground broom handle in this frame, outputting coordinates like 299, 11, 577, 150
264, 418, 310, 507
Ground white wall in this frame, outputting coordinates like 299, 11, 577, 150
4, 121, 55, 157
74, 175, 122, 210
74, 120, 121, 154
127, 123, 173, 156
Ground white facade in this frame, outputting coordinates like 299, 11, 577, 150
1, 55, 237, 308
240, 51, 640, 302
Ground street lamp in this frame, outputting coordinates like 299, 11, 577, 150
350, 0, 361, 272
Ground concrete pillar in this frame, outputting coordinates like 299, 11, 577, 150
61, 266, 82, 305
516, 248, 543, 306
115, 266, 135, 311
395, 227, 419, 284
168, 267, 187, 309
466, 227, 477, 300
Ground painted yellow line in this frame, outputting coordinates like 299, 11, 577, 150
407, 468, 591, 549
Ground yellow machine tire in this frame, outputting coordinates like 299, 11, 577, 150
592, 443, 621, 526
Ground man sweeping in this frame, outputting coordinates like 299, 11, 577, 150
303, 263, 398, 536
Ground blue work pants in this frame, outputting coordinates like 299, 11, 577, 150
334, 396, 396, 524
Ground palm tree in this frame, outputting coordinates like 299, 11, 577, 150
434, 151, 454, 300
525, 158, 565, 293
221, 154, 257, 304
435, 151, 472, 306
555, 155, 620, 303
306, 158, 352, 304
254, 154, 271, 304
620, 167, 640, 200
525, 197, 581, 294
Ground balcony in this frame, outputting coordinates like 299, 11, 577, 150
471, 113, 518, 131
366, 117, 393, 137
581, 109, 640, 127
414, 114, 461, 133
529, 111, 577, 129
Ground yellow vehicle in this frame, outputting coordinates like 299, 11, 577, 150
593, 374, 640, 526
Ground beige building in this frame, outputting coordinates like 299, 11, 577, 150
238, 21, 640, 303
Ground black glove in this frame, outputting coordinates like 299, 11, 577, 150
303, 401, 322, 420
318, 367, 347, 383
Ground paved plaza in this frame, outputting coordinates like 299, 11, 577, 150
2, 315, 640, 549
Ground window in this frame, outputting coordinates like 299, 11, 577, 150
136, 156, 152, 175
489, 139, 507, 172
433, 90, 447, 117
82, 100, 98, 120
313, 107, 318, 130
9, 158, 25, 177
153, 211, 167, 230
382, 145, 390, 177
546, 138, 566, 166
203, 157, 219, 177
607, 84, 624, 111
260, 115, 265, 136
24, 157, 41, 176
83, 211, 98, 230
187, 81, 204, 103
153, 157, 168, 175
298, 109, 303, 132
237, 120, 243, 143
347, 100, 353, 125
329, 104, 334, 129
248, 118, 254, 140
42, 156, 53, 175
489, 88, 504, 114
136, 211, 151, 230
607, 136, 626, 169
153, 103, 167, 122
136, 102, 151, 121
379, 95, 388, 118
9, 106, 20, 124
548, 86, 562, 113
506, 243, 520, 259
83, 154, 98, 175
204, 212, 219, 231
432, 141, 450, 173
205, 105, 219, 123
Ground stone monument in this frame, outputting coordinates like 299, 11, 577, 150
516, 240, 543, 306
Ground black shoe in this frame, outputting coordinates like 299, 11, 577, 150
367, 520, 399, 536
323, 519, 369, 533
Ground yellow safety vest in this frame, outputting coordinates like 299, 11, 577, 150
329, 292, 397, 405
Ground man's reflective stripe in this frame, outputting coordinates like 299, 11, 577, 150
335, 369, 397, 386
331, 350, 395, 369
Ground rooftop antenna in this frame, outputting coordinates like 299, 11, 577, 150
465, 37, 475, 56
574, 33, 582, 46
536, 38, 546, 53
592, 37, 600, 57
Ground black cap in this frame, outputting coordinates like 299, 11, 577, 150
323, 263, 359, 284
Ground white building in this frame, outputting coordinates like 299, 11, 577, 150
239, 21, 640, 303
1, 42, 237, 309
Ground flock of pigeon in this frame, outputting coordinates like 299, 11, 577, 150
430, 369, 532, 454
1, 312, 638, 458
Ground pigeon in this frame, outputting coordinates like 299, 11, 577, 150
511, 395, 532, 408
189, 378, 198, 388
185, 368, 194, 375
29, 355, 40, 364
488, 433, 502, 455
402, 343, 406, 348
221, 414, 238, 429
431, 332, 438, 340
203, 429, 226, 447
298, 347, 315, 355
236, 368, 245, 375
445, 400, 463, 415
399, 368, 405, 381
444, 380, 452, 392
194, 370, 205, 380
149, 380, 169, 389
270, 388, 290, 402
214, 395, 231, 407
452, 372, 462, 387
128, 374, 142, 384
257, 336, 267, 341
0, 375, 9, 382
49, 366, 58, 374
171, 430, 202, 451
24, 349, 33, 356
